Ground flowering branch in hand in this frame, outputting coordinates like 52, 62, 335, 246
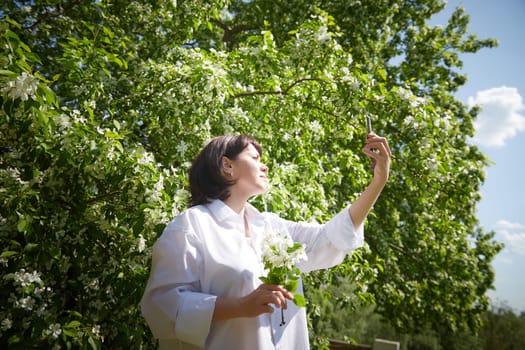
259, 230, 307, 307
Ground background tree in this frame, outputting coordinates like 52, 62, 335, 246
310, 297, 525, 350
480, 303, 525, 350
1, 0, 502, 348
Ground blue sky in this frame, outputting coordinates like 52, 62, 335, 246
432, 0, 525, 312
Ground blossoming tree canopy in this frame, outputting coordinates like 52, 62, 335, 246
1, 0, 502, 348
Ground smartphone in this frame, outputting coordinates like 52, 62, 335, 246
366, 115, 375, 171
366, 115, 372, 134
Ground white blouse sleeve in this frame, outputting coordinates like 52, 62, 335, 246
268, 206, 364, 273
140, 215, 216, 348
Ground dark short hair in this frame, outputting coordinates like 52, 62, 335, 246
189, 135, 262, 206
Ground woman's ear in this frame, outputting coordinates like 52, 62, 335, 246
222, 156, 233, 177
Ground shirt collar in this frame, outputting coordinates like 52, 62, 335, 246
206, 199, 263, 223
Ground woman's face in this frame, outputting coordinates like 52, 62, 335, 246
226, 143, 268, 199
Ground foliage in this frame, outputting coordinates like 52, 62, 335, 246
0, 18, 183, 349
480, 303, 525, 350
1, 0, 503, 348
314, 299, 525, 350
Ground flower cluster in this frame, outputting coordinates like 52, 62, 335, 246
259, 230, 307, 307
1, 72, 39, 101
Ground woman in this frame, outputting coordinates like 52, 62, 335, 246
141, 133, 391, 349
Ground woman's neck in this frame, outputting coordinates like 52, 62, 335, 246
223, 196, 247, 215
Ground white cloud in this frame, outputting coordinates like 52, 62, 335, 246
494, 220, 525, 255
467, 86, 525, 147
499, 231, 525, 255
495, 220, 525, 230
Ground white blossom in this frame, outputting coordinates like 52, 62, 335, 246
92, 324, 101, 336
87, 278, 100, 291
174, 188, 189, 206
397, 86, 413, 100
107, 149, 116, 160
33, 286, 46, 297
308, 120, 324, 139
136, 150, 155, 166
281, 132, 291, 141
1, 318, 12, 331
314, 25, 331, 44
16, 296, 35, 310
46, 323, 62, 339
85, 99, 96, 110
145, 187, 161, 203
397, 86, 427, 108
403, 115, 418, 128
36, 302, 50, 317
56, 113, 71, 131
143, 207, 169, 226
410, 96, 426, 108
137, 234, 146, 253
2, 72, 39, 101
260, 230, 307, 271
13, 269, 42, 287
176, 140, 189, 157
71, 109, 87, 124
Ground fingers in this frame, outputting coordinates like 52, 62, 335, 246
362, 134, 391, 180
261, 304, 274, 314
240, 284, 298, 317
266, 291, 288, 310
365, 133, 392, 158
364, 143, 391, 160
260, 284, 293, 300
258, 284, 292, 310
241, 284, 293, 317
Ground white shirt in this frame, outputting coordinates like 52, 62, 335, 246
141, 199, 364, 350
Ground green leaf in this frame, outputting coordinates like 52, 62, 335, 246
88, 336, 97, 350
0, 69, 16, 77
23, 242, 38, 252
5, 30, 20, 50
284, 279, 298, 293
8, 334, 21, 345
114, 140, 124, 153
377, 68, 387, 81
104, 130, 121, 139
17, 218, 28, 232
65, 320, 81, 329
5, 17, 22, 28
62, 328, 78, 337
0, 251, 17, 258
292, 294, 306, 307
67, 310, 83, 318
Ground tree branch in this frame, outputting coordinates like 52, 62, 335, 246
233, 90, 285, 98
28, 4, 66, 31
87, 190, 121, 204
213, 19, 258, 47
232, 78, 328, 98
